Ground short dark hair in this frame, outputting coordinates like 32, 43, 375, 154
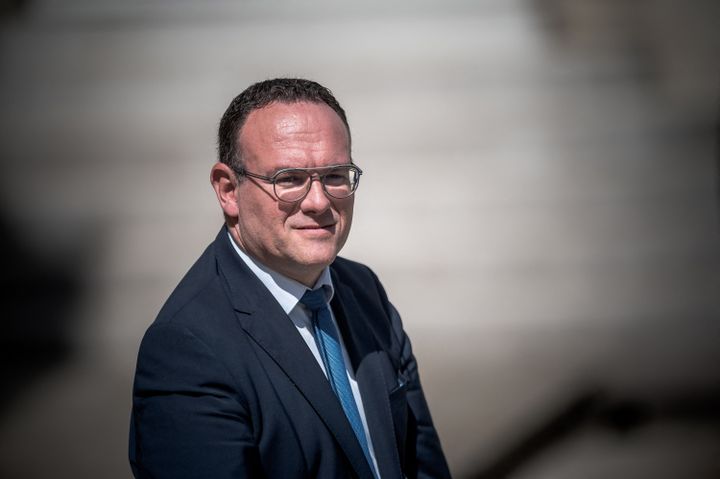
217, 78, 350, 170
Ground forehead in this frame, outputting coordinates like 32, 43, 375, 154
238, 101, 350, 164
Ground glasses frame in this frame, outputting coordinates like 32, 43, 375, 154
232, 163, 363, 203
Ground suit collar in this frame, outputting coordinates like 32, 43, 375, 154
225, 230, 335, 315
212, 226, 376, 479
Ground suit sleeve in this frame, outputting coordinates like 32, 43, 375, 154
129, 322, 260, 479
389, 304, 452, 479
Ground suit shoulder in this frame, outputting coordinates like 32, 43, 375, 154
330, 256, 378, 282
152, 241, 228, 330
331, 256, 392, 313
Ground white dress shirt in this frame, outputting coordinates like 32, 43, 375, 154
228, 233, 381, 477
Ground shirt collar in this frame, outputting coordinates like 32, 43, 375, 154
227, 231, 334, 314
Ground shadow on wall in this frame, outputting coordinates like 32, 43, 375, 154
0, 0, 30, 19
717, 105, 720, 225
465, 385, 720, 478
464, 102, 720, 477
0, 210, 84, 421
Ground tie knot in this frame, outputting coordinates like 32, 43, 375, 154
300, 288, 327, 312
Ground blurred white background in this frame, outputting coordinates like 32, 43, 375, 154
0, 0, 719, 477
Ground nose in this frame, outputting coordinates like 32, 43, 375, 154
299, 176, 331, 213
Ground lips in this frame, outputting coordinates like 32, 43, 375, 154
296, 224, 335, 230
294, 223, 337, 236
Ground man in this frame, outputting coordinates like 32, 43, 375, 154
129, 78, 451, 479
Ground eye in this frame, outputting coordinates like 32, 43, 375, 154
274, 171, 307, 188
324, 171, 351, 186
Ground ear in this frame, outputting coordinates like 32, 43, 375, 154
210, 162, 240, 219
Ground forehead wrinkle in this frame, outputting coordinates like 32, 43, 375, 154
273, 113, 334, 143
239, 102, 350, 169
271, 122, 348, 160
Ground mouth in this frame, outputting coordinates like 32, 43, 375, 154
296, 223, 335, 230
295, 223, 336, 235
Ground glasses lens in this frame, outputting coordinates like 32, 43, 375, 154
272, 166, 360, 202
274, 170, 310, 202
323, 166, 359, 199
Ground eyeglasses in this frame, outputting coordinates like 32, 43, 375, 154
232, 164, 363, 203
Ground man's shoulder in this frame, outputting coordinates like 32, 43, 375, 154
330, 255, 377, 282
154, 240, 226, 327
136, 231, 261, 369
330, 256, 392, 311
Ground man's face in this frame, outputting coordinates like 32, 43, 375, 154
230, 101, 354, 286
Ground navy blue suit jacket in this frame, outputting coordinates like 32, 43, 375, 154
129, 228, 451, 478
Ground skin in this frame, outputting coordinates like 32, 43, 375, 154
211, 101, 354, 287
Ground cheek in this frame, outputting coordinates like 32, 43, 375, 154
239, 189, 286, 222
236, 195, 272, 232
338, 200, 354, 224
249, 203, 292, 241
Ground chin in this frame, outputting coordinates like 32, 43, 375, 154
301, 253, 337, 268
295, 248, 338, 269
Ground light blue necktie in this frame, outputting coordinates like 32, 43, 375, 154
301, 288, 376, 477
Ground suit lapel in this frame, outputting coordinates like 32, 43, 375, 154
213, 229, 374, 479
332, 269, 404, 479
